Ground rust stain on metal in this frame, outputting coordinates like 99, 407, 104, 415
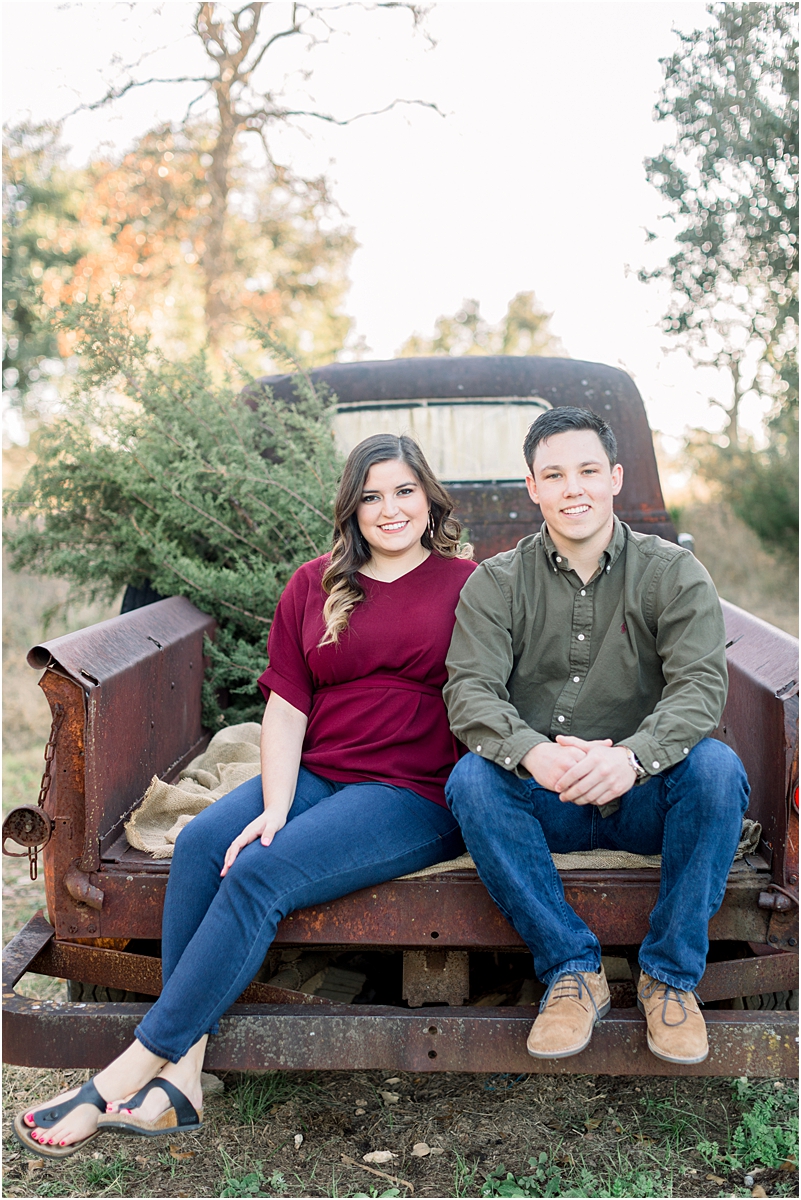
696, 952, 799, 1002
63, 861, 104, 910
402, 950, 469, 1007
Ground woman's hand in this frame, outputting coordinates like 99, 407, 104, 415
220, 809, 288, 877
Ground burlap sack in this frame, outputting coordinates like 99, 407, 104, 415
125, 721, 762, 872
125, 723, 262, 857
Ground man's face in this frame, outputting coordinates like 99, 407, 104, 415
525, 429, 623, 549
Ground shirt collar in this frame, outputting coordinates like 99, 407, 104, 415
540, 515, 626, 576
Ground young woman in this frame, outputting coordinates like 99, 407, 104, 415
15, 433, 475, 1157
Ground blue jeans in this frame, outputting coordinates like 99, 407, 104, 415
135, 768, 463, 1062
445, 738, 749, 993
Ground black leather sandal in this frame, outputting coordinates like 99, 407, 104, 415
12, 1078, 108, 1158
98, 1077, 203, 1136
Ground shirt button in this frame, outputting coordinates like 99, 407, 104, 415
606, 565, 611, 572
504, 756, 511, 765
556, 556, 562, 563
476, 745, 482, 753
683, 747, 689, 755
580, 589, 586, 596
557, 715, 565, 723
577, 634, 585, 641
652, 761, 660, 770
573, 676, 580, 683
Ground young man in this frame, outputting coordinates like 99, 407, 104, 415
443, 407, 749, 1064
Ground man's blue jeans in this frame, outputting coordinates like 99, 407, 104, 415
135, 768, 463, 1062
445, 738, 749, 993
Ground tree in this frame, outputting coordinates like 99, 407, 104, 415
642, 2, 797, 557
3, 120, 357, 423
4, 301, 343, 725
2, 125, 87, 424
398, 291, 566, 358
66, 2, 436, 346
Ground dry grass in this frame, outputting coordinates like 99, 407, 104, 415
676, 503, 798, 637
2, 1065, 797, 1198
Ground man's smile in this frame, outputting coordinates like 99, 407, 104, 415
562, 505, 591, 516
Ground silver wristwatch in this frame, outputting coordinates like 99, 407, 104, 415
623, 748, 648, 781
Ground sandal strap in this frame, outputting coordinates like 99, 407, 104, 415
123, 1078, 200, 1127
35, 1077, 107, 1127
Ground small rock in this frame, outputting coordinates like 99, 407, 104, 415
411, 1143, 431, 1157
384, 1077, 401, 1085
364, 1151, 398, 1165
354, 1098, 368, 1106
200, 1072, 224, 1095
743, 1177, 755, 1188
380, 1091, 400, 1104
294, 1134, 304, 1149
355, 1108, 366, 1115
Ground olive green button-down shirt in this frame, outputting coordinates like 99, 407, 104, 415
444, 518, 728, 816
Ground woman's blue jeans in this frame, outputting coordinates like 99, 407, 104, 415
135, 768, 463, 1062
445, 738, 749, 993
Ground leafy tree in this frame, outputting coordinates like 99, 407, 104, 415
3, 120, 356, 422
65, 1, 435, 346
2, 124, 87, 420
642, 2, 797, 557
4, 301, 343, 726
398, 291, 566, 358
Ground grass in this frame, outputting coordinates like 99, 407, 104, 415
5, 1069, 796, 1197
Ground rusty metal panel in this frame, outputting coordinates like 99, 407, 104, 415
82, 864, 776, 946
715, 601, 799, 887
3, 988, 796, 1076
29, 597, 216, 875
402, 950, 470, 1007
15, 911, 791, 1010
696, 953, 799, 1002
269, 872, 771, 949
5, 914, 796, 1075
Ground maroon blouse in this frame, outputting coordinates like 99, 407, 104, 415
258, 553, 476, 806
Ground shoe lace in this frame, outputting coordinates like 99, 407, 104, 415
640, 977, 701, 1027
541, 971, 602, 1019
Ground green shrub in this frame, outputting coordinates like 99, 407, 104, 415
5, 301, 343, 726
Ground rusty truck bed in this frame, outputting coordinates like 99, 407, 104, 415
3, 357, 798, 1075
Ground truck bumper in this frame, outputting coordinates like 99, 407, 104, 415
4, 913, 798, 1078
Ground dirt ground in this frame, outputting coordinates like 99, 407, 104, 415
2, 1058, 798, 1199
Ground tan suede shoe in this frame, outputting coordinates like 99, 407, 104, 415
637, 972, 709, 1064
526, 967, 610, 1059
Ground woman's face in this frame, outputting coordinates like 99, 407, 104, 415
356, 459, 429, 560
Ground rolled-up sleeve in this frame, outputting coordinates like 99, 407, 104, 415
257, 573, 314, 715
444, 563, 545, 774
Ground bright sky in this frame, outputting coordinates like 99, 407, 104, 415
3, 0, 774, 444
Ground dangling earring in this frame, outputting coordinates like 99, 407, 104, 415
428, 510, 436, 540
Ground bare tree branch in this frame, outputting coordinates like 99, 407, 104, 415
240, 95, 444, 130
60, 75, 213, 121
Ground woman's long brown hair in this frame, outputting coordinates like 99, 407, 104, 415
319, 434, 472, 646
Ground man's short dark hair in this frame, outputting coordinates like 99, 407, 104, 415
523, 407, 618, 473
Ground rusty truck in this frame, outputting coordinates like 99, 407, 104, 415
3, 355, 798, 1077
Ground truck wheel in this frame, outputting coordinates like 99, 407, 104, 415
742, 989, 799, 1011
66, 980, 150, 1003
